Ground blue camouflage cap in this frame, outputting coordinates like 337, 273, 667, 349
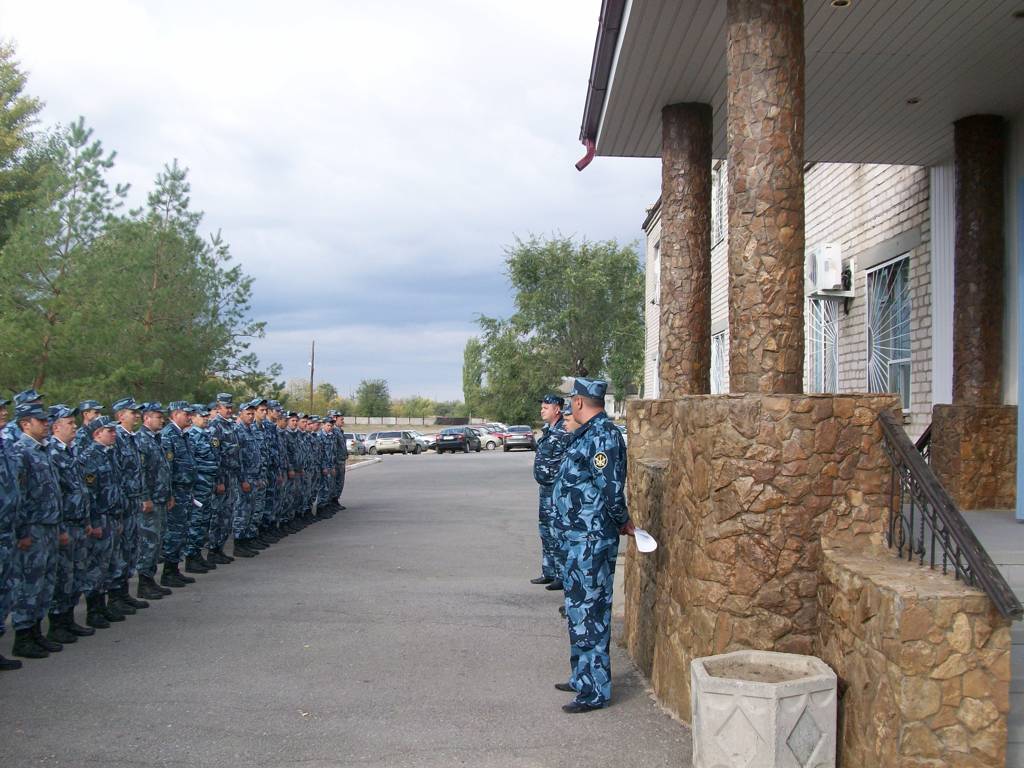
563, 400, 573, 415
142, 402, 166, 414
268, 399, 282, 409
111, 397, 142, 412
48, 404, 79, 421
240, 400, 257, 411
78, 399, 104, 413
249, 397, 268, 408
191, 403, 209, 416
216, 392, 234, 404
539, 393, 564, 406
207, 401, 218, 411
0, 398, 9, 407
87, 415, 117, 434
168, 400, 191, 413
14, 388, 43, 405
15, 402, 48, 420
571, 377, 607, 399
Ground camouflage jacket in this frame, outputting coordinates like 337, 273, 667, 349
135, 426, 172, 505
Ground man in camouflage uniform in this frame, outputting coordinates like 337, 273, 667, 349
532, 394, 571, 590
269, 404, 290, 533
233, 401, 263, 556
46, 405, 95, 644
0, 407, 23, 670
74, 400, 104, 452
551, 378, 633, 713
111, 398, 149, 615
80, 416, 125, 628
332, 413, 349, 511
246, 399, 271, 546
282, 412, 303, 532
207, 394, 239, 563
318, 419, 337, 518
0, 397, 9, 432
160, 402, 197, 587
257, 400, 282, 541
135, 403, 173, 600
2, 389, 43, 443
184, 404, 219, 574
10, 403, 65, 659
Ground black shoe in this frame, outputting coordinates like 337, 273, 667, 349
248, 538, 268, 550
32, 622, 63, 653
120, 589, 149, 609
65, 608, 94, 636
530, 577, 554, 585
0, 653, 22, 671
46, 614, 77, 644
101, 595, 127, 622
207, 549, 233, 565
12, 628, 47, 659
337, 505, 347, 511
262, 530, 282, 542
137, 576, 165, 601
184, 556, 210, 574
545, 580, 564, 591
85, 595, 111, 629
160, 567, 187, 588
108, 593, 137, 615
562, 702, 603, 714
232, 541, 257, 558
555, 683, 576, 692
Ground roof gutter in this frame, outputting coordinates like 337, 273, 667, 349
576, 0, 627, 171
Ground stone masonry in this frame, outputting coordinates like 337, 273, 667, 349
726, 0, 805, 393
932, 404, 1018, 511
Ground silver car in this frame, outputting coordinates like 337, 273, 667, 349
471, 427, 502, 451
367, 430, 418, 455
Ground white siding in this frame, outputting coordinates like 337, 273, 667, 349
1004, 111, 1024, 406
930, 164, 955, 406
643, 208, 662, 398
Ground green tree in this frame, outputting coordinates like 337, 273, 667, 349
0, 41, 45, 246
477, 316, 555, 424
355, 378, 390, 417
396, 395, 434, 418
462, 336, 484, 415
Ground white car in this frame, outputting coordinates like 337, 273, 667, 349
471, 427, 502, 450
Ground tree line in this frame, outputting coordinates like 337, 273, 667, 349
0, 42, 281, 406
279, 378, 469, 419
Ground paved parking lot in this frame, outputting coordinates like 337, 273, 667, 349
0, 449, 691, 767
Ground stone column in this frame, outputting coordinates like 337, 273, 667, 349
953, 114, 1005, 404
725, 0, 805, 394
659, 102, 712, 397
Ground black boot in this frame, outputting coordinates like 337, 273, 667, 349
119, 586, 149, 610
161, 563, 189, 587
32, 621, 63, 652
232, 539, 257, 557
12, 628, 47, 659
101, 593, 127, 622
0, 652, 22, 671
108, 589, 137, 615
184, 555, 210, 574
137, 575, 165, 600
46, 613, 77, 644
65, 607, 94, 636
86, 595, 110, 629
545, 579, 564, 591
247, 537, 268, 550
199, 552, 217, 570
207, 548, 233, 565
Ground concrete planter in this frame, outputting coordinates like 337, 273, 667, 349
691, 650, 836, 768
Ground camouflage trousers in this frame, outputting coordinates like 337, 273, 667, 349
50, 523, 88, 614
81, 515, 113, 596
262, 478, 278, 527
208, 480, 236, 550
0, 534, 15, 637
246, 482, 267, 537
233, 481, 258, 540
336, 462, 346, 501
113, 504, 141, 590
137, 502, 167, 578
163, 489, 192, 564
11, 523, 58, 630
185, 488, 213, 558
105, 515, 126, 591
563, 534, 620, 708
537, 490, 561, 580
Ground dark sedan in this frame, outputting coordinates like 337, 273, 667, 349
502, 425, 536, 451
436, 426, 482, 454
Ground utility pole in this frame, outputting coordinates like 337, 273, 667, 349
309, 340, 315, 411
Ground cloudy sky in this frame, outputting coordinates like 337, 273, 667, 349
1, 0, 659, 400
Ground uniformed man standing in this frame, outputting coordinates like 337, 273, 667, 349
74, 400, 105, 452
111, 398, 149, 615
0, 407, 22, 670
333, 413, 349, 511
233, 401, 263, 556
10, 402, 65, 659
160, 402, 197, 587
184, 404, 219, 574
46, 405, 95, 643
551, 378, 633, 713
80, 416, 125, 628
532, 394, 571, 590
207, 394, 239, 563
135, 403, 173, 600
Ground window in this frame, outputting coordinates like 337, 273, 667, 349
808, 297, 840, 393
710, 331, 727, 394
866, 255, 911, 409
711, 161, 727, 246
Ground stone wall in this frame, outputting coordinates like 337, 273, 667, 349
818, 548, 1011, 767
932, 404, 1018, 510
624, 395, 1013, 767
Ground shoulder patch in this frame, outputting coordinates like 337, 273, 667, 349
593, 452, 608, 469
165, 451, 174, 461
84, 473, 96, 486
211, 438, 220, 447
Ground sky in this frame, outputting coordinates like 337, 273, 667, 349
0, 0, 660, 400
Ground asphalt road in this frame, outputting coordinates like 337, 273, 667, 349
1, 449, 691, 767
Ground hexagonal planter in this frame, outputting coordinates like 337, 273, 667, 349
691, 650, 837, 768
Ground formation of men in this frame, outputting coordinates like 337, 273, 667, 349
0, 389, 349, 669
531, 378, 633, 714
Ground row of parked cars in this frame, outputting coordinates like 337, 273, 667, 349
342, 423, 539, 456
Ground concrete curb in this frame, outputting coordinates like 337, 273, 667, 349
346, 457, 383, 472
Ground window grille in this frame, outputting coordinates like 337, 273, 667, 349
866, 255, 911, 409
710, 331, 726, 394
808, 297, 839, 392
711, 162, 726, 246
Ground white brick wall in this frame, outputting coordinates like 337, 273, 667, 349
643, 207, 662, 398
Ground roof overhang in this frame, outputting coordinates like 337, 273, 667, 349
580, 0, 1024, 166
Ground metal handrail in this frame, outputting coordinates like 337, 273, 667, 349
879, 411, 1022, 620
914, 422, 931, 463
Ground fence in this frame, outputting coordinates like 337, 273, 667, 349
345, 416, 485, 427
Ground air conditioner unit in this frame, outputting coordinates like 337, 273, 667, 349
805, 242, 842, 292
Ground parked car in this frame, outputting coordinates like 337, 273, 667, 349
502, 425, 536, 451
436, 426, 482, 454
367, 430, 418, 455
471, 426, 502, 450
616, 424, 628, 446
407, 430, 430, 453
344, 432, 367, 455
421, 433, 439, 450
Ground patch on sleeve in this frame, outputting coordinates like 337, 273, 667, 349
593, 452, 608, 469
84, 473, 96, 486
165, 451, 174, 461
211, 438, 220, 448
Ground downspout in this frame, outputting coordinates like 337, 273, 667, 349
575, 138, 596, 172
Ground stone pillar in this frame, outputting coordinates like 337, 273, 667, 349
953, 114, 1005, 404
659, 103, 713, 397
725, 0, 805, 394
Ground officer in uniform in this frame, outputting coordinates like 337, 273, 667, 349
0, 406, 22, 670
135, 403, 173, 600
2, 389, 43, 443
318, 418, 337, 518
551, 378, 633, 713
110, 398, 149, 615
184, 404, 219, 573
0, 397, 9, 433
9, 402, 64, 659
233, 400, 263, 556
247, 399, 271, 546
257, 400, 282, 541
160, 402, 197, 587
532, 394, 571, 589
46, 404, 95, 643
283, 412, 303, 531
80, 416, 124, 628
207, 394, 239, 563
332, 412, 349, 510
74, 400, 105, 452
